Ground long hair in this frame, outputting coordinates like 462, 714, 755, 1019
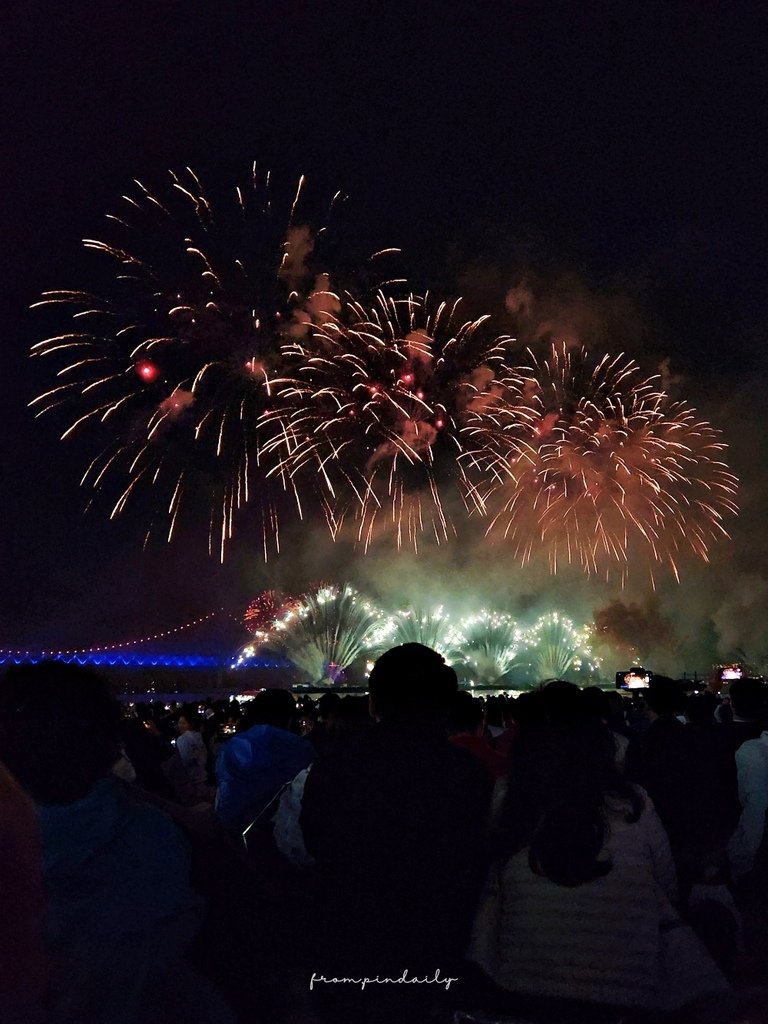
495, 716, 643, 886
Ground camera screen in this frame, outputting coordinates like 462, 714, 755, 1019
721, 667, 743, 681
616, 669, 651, 689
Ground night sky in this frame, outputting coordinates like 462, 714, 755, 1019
3, 1, 768, 659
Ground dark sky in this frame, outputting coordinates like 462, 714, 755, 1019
2, 0, 768, 651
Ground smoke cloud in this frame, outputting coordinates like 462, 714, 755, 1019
225, 267, 765, 683
158, 389, 194, 416
278, 224, 315, 287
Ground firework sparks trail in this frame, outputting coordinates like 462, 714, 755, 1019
274, 292, 521, 550
30, 166, 358, 560
233, 593, 599, 687
369, 605, 455, 659
446, 611, 523, 686
521, 611, 599, 683
31, 171, 739, 581
255, 584, 386, 684
243, 589, 289, 633
235, 589, 303, 667
476, 343, 739, 583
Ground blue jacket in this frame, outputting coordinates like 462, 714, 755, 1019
215, 724, 314, 834
37, 777, 224, 1023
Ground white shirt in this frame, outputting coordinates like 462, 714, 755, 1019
175, 730, 208, 785
468, 791, 721, 1011
728, 730, 768, 879
273, 766, 314, 868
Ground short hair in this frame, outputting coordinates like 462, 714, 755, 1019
541, 679, 586, 725
729, 678, 766, 721
685, 691, 718, 725
646, 675, 685, 716
511, 690, 547, 732
0, 662, 122, 804
446, 690, 484, 734
485, 695, 505, 729
333, 694, 371, 726
239, 688, 296, 730
368, 643, 458, 722
317, 691, 343, 721
178, 704, 201, 728
581, 686, 611, 722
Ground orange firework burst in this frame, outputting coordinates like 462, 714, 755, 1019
30, 167, 740, 581
275, 292, 520, 550
480, 343, 739, 583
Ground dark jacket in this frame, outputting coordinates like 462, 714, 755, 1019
626, 716, 733, 866
301, 720, 492, 976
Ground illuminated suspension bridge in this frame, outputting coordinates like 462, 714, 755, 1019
0, 610, 289, 670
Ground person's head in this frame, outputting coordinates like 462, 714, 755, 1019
645, 675, 685, 718
325, 695, 373, 750
177, 705, 201, 732
541, 679, 586, 726
295, 699, 317, 737
581, 686, 611, 724
485, 696, 504, 729
604, 690, 628, 728
140, 706, 175, 741
368, 643, 458, 724
239, 688, 297, 732
729, 678, 766, 722
316, 691, 343, 724
511, 690, 547, 733
0, 662, 122, 804
446, 690, 484, 736
496, 716, 642, 885
685, 691, 719, 726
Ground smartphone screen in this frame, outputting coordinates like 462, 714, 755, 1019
616, 669, 651, 689
720, 667, 743, 681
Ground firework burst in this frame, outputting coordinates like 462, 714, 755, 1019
370, 605, 455, 658
480, 343, 739, 583
32, 168, 739, 580
447, 611, 523, 686
276, 292, 519, 550
242, 589, 292, 633
30, 166, 354, 560
262, 584, 384, 684
521, 611, 598, 683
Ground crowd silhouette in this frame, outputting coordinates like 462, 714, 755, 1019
2, 653, 768, 1023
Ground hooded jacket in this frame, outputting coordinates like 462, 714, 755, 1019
214, 724, 314, 834
37, 776, 222, 1024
